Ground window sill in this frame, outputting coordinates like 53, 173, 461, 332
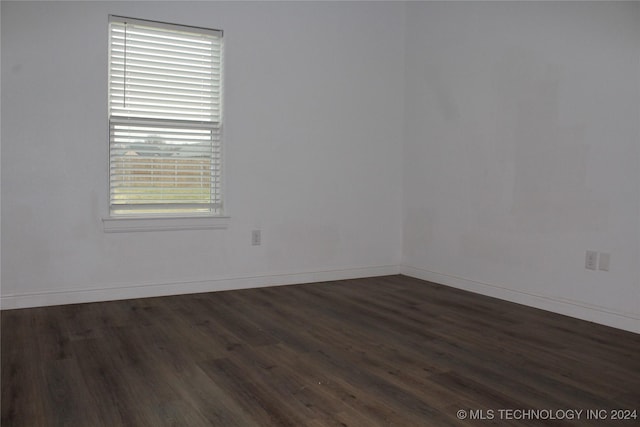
102, 215, 230, 233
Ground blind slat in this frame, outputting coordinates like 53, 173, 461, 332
111, 203, 222, 210
110, 80, 219, 95
110, 24, 220, 43
111, 39, 220, 56
111, 59, 219, 77
111, 48, 219, 65
110, 88, 219, 100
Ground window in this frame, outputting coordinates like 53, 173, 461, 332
108, 16, 223, 217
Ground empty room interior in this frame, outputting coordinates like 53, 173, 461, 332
1, 0, 639, 426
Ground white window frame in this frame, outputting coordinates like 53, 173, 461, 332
104, 16, 228, 232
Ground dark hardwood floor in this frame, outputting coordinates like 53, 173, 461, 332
2, 275, 639, 426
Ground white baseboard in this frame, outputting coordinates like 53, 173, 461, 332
0, 265, 400, 310
4, 263, 637, 334
400, 265, 640, 334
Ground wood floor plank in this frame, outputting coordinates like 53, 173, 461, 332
2, 275, 639, 426
1, 310, 52, 426
167, 364, 261, 427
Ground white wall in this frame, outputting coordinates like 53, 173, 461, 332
402, 1, 640, 332
3, 1, 639, 334
1, 1, 405, 307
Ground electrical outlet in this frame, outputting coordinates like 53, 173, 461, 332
598, 252, 610, 271
585, 251, 598, 271
251, 230, 261, 246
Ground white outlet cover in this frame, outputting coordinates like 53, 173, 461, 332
586, 251, 597, 270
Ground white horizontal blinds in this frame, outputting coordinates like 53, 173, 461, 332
109, 19, 222, 122
109, 122, 222, 214
108, 16, 222, 216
